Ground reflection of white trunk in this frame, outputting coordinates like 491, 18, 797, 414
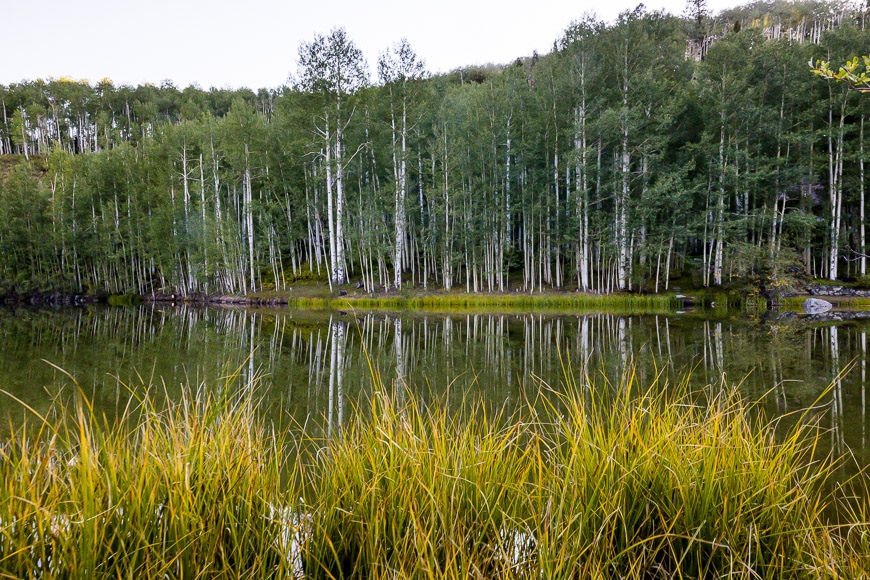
443, 316, 453, 347
703, 321, 711, 375
580, 316, 590, 373
248, 312, 256, 386
617, 317, 628, 371
309, 329, 326, 396
770, 340, 785, 412
394, 317, 406, 403
862, 331, 866, 448
830, 326, 843, 453
665, 318, 673, 367
328, 318, 347, 436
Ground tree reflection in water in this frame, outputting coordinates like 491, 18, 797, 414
0, 306, 868, 469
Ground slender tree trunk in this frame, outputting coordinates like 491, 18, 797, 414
392, 90, 408, 289
324, 131, 338, 285
714, 118, 726, 286
861, 115, 866, 276
618, 137, 630, 291
199, 153, 209, 292
617, 57, 630, 291
441, 124, 452, 291
574, 103, 590, 291
333, 125, 348, 285
244, 143, 256, 292
828, 90, 847, 280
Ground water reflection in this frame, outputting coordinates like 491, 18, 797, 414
328, 318, 346, 435
0, 306, 869, 466
863, 330, 867, 450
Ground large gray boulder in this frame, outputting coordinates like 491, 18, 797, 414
802, 298, 833, 314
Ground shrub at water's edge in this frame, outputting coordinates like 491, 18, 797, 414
1, 369, 869, 578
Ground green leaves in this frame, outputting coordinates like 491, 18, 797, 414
297, 27, 368, 98
811, 56, 870, 92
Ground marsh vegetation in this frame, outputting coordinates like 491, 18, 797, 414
1, 364, 869, 578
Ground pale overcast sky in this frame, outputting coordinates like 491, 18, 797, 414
2, 0, 740, 90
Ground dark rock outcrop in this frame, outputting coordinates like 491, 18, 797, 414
806, 284, 870, 298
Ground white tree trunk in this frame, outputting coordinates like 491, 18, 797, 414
333, 129, 348, 285
244, 143, 256, 292
828, 95, 846, 281
861, 115, 866, 277
324, 123, 338, 286
574, 104, 590, 292
393, 94, 408, 289
618, 138, 630, 291
714, 120, 725, 286
617, 58, 630, 292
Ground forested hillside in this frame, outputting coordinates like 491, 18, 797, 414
1, 0, 868, 298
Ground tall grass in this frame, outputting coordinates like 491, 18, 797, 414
528, 371, 838, 578
0, 371, 295, 578
299, 370, 870, 578
1, 366, 868, 578
300, 394, 537, 578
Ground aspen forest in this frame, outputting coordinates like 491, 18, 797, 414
1, 0, 869, 298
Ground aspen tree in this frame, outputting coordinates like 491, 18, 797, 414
378, 39, 426, 290
298, 28, 368, 286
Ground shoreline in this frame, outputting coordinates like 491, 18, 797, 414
5, 281, 870, 313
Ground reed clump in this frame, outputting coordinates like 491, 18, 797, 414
301, 395, 537, 578
0, 376, 295, 578
300, 372, 870, 579
1, 368, 868, 578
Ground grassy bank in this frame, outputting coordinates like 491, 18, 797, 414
249, 288, 683, 314
1, 370, 868, 578
780, 295, 870, 311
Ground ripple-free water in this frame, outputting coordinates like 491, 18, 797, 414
1, 305, 867, 469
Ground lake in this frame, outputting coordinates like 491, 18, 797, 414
0, 304, 867, 469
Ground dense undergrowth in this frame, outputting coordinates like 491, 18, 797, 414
1, 366, 868, 578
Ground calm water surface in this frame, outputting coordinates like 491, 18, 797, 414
1, 305, 868, 467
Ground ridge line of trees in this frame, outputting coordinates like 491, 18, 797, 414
1, 0, 868, 297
